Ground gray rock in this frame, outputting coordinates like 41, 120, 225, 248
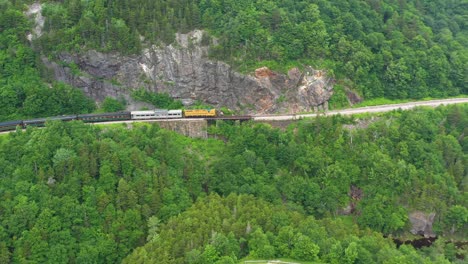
409, 211, 436, 238
47, 177, 56, 186
345, 88, 363, 105
157, 120, 208, 138
42, 30, 335, 114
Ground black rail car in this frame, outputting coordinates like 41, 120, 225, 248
23, 115, 77, 128
77, 112, 131, 123
0, 120, 23, 131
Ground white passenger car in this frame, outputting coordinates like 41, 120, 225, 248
167, 110, 183, 118
130, 109, 183, 119
131, 110, 161, 119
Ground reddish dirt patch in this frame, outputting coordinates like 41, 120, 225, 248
255, 67, 275, 78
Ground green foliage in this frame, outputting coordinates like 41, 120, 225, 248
190, 100, 215, 110
0, 105, 467, 263
291, 234, 320, 261
101, 97, 126, 112
0, 1, 96, 121
219, 107, 234, 116
131, 89, 183, 109
249, 228, 276, 259
4, 0, 463, 106
358, 197, 408, 234
35, 0, 204, 53
445, 205, 468, 234
196, 0, 467, 100
0, 121, 204, 262
328, 85, 349, 109
0, 0, 465, 123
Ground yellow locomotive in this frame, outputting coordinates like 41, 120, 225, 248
183, 109, 218, 118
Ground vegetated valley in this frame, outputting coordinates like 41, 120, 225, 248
0, 105, 467, 263
1, 0, 467, 263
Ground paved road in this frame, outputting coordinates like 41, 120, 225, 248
253, 98, 468, 121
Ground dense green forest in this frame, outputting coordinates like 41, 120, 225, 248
1, 0, 467, 121
29, 0, 468, 99
0, 0, 96, 121
0, 105, 466, 263
1, 1, 467, 263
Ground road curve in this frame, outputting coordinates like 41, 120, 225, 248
253, 98, 468, 121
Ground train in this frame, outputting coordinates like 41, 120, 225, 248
0, 109, 221, 132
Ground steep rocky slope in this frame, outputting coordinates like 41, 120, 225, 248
42, 30, 334, 113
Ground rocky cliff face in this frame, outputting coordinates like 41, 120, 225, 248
409, 211, 436, 238
42, 30, 334, 114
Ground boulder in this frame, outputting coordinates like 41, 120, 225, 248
409, 211, 436, 238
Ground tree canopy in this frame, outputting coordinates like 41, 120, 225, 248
0, 1, 96, 121
30, 0, 468, 100
0, 105, 466, 262
1, 0, 467, 121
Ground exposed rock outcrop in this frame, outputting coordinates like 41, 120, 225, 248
41, 30, 334, 114
345, 88, 363, 105
157, 120, 208, 138
409, 211, 436, 238
339, 185, 363, 215
25, 3, 44, 41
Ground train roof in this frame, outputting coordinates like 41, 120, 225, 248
131, 110, 166, 114
23, 115, 77, 123
183, 108, 215, 111
0, 120, 23, 126
78, 112, 130, 118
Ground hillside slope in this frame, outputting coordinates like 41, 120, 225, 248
32, 0, 468, 99
1, 1, 467, 119
0, 105, 466, 262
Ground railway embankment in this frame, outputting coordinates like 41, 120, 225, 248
155, 119, 208, 138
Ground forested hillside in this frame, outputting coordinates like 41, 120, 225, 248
0, 105, 466, 263
1, 1, 467, 263
1, 0, 467, 121
0, 0, 96, 121
25, 0, 468, 98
